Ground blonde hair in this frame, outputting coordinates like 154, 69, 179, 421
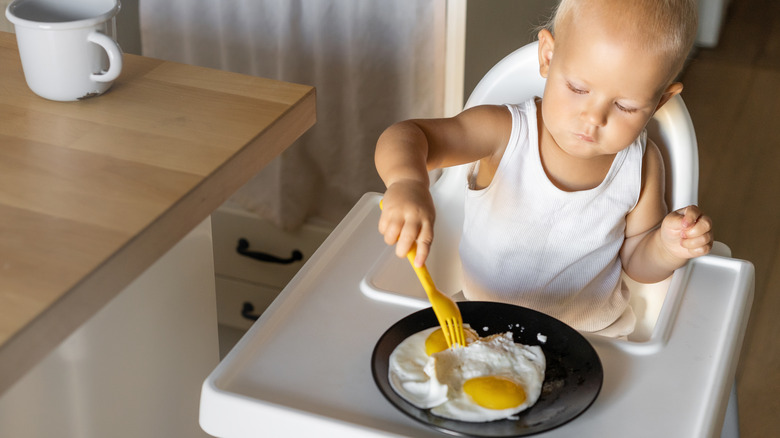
546, 0, 698, 76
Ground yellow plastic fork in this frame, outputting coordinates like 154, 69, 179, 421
379, 199, 466, 348
405, 243, 467, 348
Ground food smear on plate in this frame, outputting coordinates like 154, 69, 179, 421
388, 325, 546, 422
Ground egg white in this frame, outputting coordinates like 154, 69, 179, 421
388, 327, 449, 408
387, 326, 546, 422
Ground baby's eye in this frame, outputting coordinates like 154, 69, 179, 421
615, 102, 638, 113
566, 82, 587, 94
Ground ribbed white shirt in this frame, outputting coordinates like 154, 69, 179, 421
459, 99, 644, 335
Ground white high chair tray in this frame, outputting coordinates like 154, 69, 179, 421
200, 193, 753, 438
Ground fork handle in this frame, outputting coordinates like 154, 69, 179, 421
406, 244, 437, 298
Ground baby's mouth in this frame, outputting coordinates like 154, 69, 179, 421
575, 133, 595, 143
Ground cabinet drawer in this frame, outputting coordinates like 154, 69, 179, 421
211, 206, 332, 289
215, 276, 281, 330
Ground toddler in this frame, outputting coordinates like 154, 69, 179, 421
374, 0, 713, 336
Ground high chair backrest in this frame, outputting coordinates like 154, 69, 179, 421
425, 42, 699, 289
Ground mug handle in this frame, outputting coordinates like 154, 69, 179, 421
87, 31, 123, 83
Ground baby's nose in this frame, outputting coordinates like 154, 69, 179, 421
581, 103, 608, 127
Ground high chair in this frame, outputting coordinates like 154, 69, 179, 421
199, 42, 754, 437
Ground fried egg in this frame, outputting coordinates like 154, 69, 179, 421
388, 325, 546, 422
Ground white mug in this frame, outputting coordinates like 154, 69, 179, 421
5, 0, 123, 101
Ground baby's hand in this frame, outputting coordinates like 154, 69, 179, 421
378, 180, 435, 267
660, 205, 713, 260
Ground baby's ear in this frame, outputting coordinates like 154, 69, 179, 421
654, 82, 684, 113
537, 29, 555, 78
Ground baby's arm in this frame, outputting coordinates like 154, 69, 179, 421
620, 141, 713, 283
375, 105, 511, 266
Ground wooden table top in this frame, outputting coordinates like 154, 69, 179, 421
0, 31, 316, 394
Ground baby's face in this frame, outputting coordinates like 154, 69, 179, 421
538, 19, 678, 160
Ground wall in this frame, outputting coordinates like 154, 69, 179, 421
463, 0, 553, 100
115, 0, 142, 55
0, 0, 11, 33
462, 0, 732, 99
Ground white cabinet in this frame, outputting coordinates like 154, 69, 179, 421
211, 206, 332, 332
0, 219, 219, 438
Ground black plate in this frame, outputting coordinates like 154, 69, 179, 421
371, 301, 603, 437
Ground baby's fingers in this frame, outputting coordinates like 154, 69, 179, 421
681, 214, 712, 239
679, 205, 702, 228
680, 230, 714, 256
673, 206, 714, 257
395, 220, 433, 267
395, 224, 418, 259
666, 205, 703, 233
411, 222, 434, 267
378, 211, 402, 246
682, 214, 713, 255
379, 209, 433, 266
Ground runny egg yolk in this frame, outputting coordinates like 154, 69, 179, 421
424, 328, 450, 356
424, 327, 478, 356
462, 376, 527, 410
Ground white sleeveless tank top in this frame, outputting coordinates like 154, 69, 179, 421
459, 99, 644, 334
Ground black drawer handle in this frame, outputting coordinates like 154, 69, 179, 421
236, 238, 303, 265
241, 302, 260, 321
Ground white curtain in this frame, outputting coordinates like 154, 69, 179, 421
140, 0, 447, 229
